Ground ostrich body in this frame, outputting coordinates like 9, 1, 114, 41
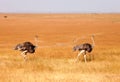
73, 35, 95, 62
73, 43, 92, 52
15, 42, 36, 53
14, 36, 39, 60
14, 42, 36, 60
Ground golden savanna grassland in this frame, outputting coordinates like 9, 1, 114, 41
0, 14, 120, 82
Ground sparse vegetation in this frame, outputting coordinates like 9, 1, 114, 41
0, 14, 120, 82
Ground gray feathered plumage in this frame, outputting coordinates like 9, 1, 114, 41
14, 42, 36, 55
73, 43, 93, 53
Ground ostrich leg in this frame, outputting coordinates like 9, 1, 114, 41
20, 50, 27, 61
75, 50, 86, 63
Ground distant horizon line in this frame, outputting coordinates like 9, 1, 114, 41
0, 12, 120, 14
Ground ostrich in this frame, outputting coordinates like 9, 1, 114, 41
14, 35, 39, 60
73, 35, 95, 62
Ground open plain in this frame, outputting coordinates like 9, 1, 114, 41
0, 14, 120, 82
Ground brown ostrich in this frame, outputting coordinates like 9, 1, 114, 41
73, 35, 95, 62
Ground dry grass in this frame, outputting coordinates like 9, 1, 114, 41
0, 14, 120, 82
